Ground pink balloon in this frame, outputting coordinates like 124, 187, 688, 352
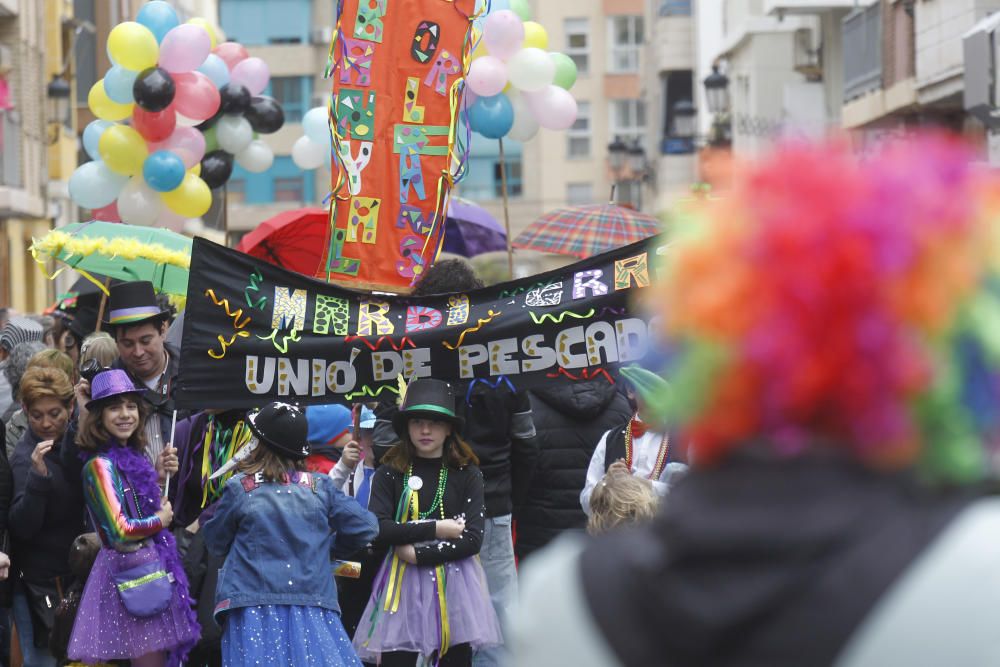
230, 57, 270, 96
213, 41, 249, 71
91, 200, 121, 222
524, 85, 578, 130
171, 71, 221, 121
159, 208, 188, 232
483, 10, 525, 60
149, 125, 206, 169
158, 24, 212, 73
467, 56, 507, 97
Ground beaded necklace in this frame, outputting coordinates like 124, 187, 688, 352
403, 462, 448, 520
624, 419, 670, 481
200, 416, 253, 506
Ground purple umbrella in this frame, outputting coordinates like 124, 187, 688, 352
443, 197, 508, 257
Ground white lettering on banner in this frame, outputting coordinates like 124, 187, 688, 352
459, 344, 489, 379
489, 338, 520, 375
521, 334, 558, 373
241, 319, 655, 397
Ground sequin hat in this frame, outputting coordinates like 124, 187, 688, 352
86, 369, 142, 410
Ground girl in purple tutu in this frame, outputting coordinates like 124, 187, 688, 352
67, 369, 200, 667
354, 379, 502, 667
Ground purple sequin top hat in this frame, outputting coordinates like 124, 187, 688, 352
86, 368, 141, 410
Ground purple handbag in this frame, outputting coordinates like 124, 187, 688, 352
107, 473, 174, 617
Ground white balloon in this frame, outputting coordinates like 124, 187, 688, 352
236, 139, 274, 173
507, 94, 539, 142
292, 136, 326, 170
116, 177, 163, 226
175, 113, 201, 127
507, 47, 555, 92
302, 106, 330, 145
216, 114, 254, 154
526, 85, 578, 130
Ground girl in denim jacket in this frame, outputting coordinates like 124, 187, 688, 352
203, 401, 378, 666
354, 379, 502, 667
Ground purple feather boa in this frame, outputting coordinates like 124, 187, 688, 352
96, 442, 200, 666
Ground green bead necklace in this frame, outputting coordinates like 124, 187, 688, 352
404, 463, 448, 520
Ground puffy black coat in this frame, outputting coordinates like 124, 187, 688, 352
517, 379, 631, 561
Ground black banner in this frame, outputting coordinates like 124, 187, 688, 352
175, 237, 659, 409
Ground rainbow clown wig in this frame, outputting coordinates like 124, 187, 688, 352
654, 136, 1000, 483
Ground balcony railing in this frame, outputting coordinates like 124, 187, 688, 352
843, 3, 882, 102
0, 110, 22, 188
658, 1, 692, 16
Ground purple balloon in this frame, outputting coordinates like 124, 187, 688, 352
525, 85, 578, 130
483, 10, 525, 60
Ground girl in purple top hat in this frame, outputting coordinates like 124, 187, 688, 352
67, 369, 199, 667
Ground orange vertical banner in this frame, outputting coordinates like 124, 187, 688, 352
322, 0, 476, 293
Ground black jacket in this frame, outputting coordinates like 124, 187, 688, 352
0, 419, 12, 606
457, 381, 538, 518
9, 428, 87, 583
517, 380, 631, 560
580, 452, 973, 667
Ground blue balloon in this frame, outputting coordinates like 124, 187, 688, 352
82, 120, 113, 161
197, 53, 230, 89
468, 94, 514, 139
103, 66, 139, 104
137, 0, 180, 43
69, 161, 129, 210
142, 151, 186, 193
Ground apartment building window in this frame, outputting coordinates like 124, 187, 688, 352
227, 178, 246, 204
269, 76, 311, 123
567, 102, 591, 158
220, 0, 310, 46
74, 0, 97, 105
564, 18, 590, 74
607, 16, 644, 73
493, 160, 522, 198
275, 176, 306, 202
617, 180, 642, 210
609, 99, 647, 145
659, 0, 692, 16
661, 70, 694, 152
567, 182, 593, 205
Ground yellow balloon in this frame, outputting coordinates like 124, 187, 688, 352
522, 22, 549, 50
189, 163, 202, 177
88, 80, 134, 121
107, 21, 159, 71
98, 125, 148, 176
470, 38, 489, 62
187, 18, 219, 49
162, 173, 212, 218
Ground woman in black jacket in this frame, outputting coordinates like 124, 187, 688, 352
9, 367, 86, 666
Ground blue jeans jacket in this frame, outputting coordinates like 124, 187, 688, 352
203, 470, 378, 618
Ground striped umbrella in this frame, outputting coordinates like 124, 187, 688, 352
512, 204, 663, 259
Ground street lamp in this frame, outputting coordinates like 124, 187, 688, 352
627, 141, 647, 173
703, 64, 730, 114
46, 74, 71, 144
608, 136, 628, 172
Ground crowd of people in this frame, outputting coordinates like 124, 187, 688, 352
0, 261, 672, 667
5, 136, 999, 667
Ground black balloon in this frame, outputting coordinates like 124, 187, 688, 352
200, 150, 234, 189
132, 67, 175, 112
244, 96, 285, 134
219, 83, 251, 114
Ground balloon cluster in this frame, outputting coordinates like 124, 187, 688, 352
291, 103, 333, 171
464, 3, 579, 140
71, 1, 284, 228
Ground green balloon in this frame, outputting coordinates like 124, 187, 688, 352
509, 0, 532, 21
203, 126, 219, 153
551, 52, 578, 90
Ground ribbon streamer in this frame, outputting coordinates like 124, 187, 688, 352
529, 308, 596, 325
346, 384, 401, 401
207, 331, 250, 360
465, 376, 515, 405
345, 335, 417, 351
258, 327, 302, 353
206, 289, 252, 329
441, 310, 501, 350
244, 270, 267, 310
546, 367, 616, 384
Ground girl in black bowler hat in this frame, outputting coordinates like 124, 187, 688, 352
353, 379, 502, 667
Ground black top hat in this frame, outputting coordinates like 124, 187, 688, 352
247, 401, 311, 460
392, 379, 464, 438
103, 281, 171, 327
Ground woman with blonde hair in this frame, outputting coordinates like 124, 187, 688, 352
78, 333, 118, 371
5, 349, 75, 458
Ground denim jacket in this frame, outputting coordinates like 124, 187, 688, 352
202, 470, 378, 618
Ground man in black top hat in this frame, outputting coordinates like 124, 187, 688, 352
101, 281, 185, 475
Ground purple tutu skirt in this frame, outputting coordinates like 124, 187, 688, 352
68, 546, 200, 664
353, 555, 502, 661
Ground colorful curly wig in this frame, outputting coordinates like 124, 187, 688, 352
655, 136, 1000, 482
